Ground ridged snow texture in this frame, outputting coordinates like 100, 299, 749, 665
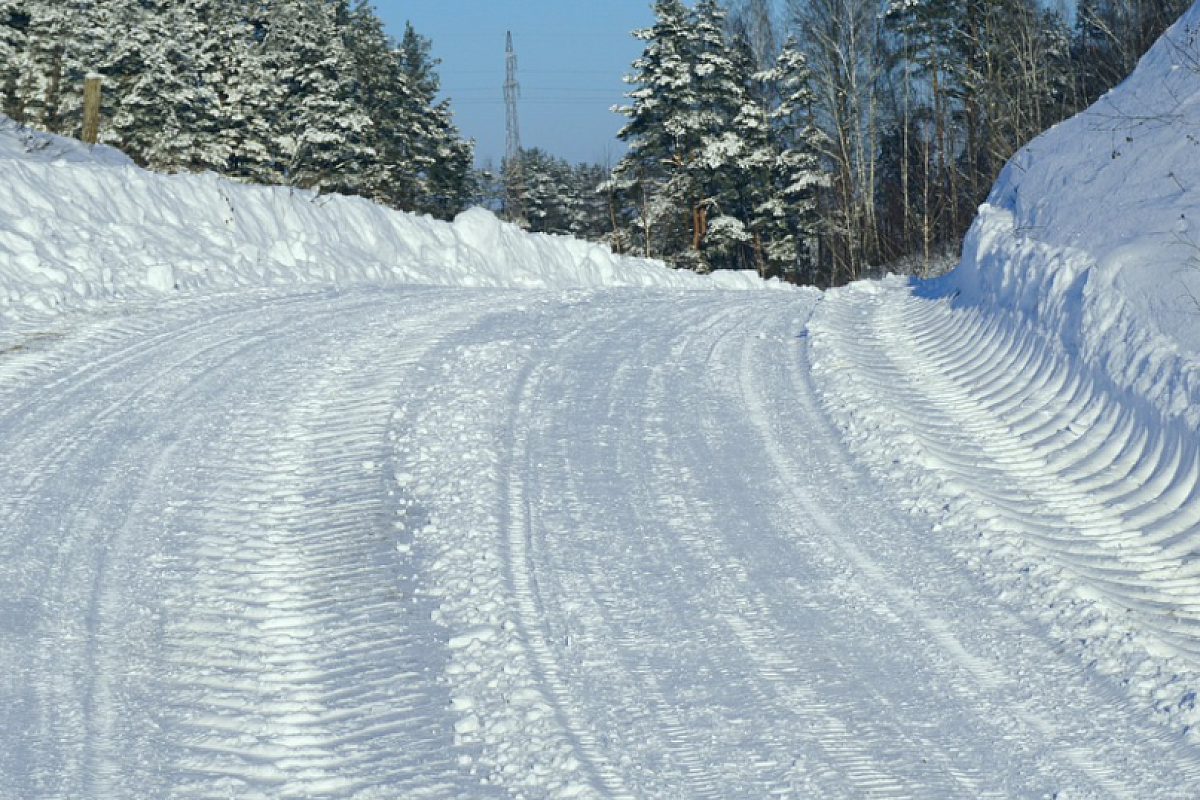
810, 278, 1200, 737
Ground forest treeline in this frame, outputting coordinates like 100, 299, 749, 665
0, 1, 1190, 285
506, 0, 1190, 284
0, 0, 475, 219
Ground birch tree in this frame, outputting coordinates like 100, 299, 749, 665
789, 0, 885, 283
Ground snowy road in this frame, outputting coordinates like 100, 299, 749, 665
2, 286, 1200, 798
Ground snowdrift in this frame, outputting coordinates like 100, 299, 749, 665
0, 115, 769, 327
808, 1, 1200, 740
948, 1, 1200, 429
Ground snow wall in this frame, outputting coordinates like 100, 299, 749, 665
944, 0, 1200, 430
0, 116, 774, 326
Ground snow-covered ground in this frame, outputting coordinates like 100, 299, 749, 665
6, 5, 1200, 797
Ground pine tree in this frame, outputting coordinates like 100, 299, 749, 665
8, 0, 83, 133
615, 0, 700, 263
79, 0, 143, 149
421, 120, 474, 220
616, 0, 774, 271
213, 0, 283, 184
343, 0, 412, 206
570, 162, 613, 241
396, 21, 474, 218
0, 0, 28, 120
760, 39, 828, 281
688, 0, 755, 267
99, 0, 232, 172
263, 0, 374, 194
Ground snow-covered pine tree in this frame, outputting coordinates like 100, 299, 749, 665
615, 0, 702, 265
0, 0, 28, 120
100, 0, 234, 172
212, 0, 284, 184
687, 0, 756, 268
516, 147, 587, 236
7, 0, 84, 133
396, 21, 473, 219
760, 38, 828, 282
716, 28, 778, 275
570, 161, 613, 241
616, 0, 770, 271
343, 0, 413, 207
262, 0, 374, 195
77, 0, 141, 149
418, 109, 474, 219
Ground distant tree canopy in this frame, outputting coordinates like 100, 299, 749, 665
592, 0, 1190, 284
0, 0, 475, 219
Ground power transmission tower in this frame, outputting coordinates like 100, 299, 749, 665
504, 31, 526, 226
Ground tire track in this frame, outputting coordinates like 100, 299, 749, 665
502, 292, 1050, 798
156, 293, 489, 799
0, 289, 503, 799
0, 295, 331, 799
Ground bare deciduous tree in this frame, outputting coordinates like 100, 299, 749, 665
789, 0, 885, 284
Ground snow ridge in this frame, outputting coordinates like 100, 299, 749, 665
810, 277, 1200, 739
802, 2, 1200, 742
949, 3, 1200, 430
0, 115, 771, 335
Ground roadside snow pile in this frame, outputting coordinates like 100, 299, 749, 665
948, 1, 1200, 428
0, 116, 769, 324
809, 1, 1200, 741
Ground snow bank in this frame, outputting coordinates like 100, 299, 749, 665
945, 1, 1200, 429
805, 1, 1200, 740
0, 115, 773, 325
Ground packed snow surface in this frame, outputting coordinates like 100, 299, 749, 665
7, 6, 1200, 796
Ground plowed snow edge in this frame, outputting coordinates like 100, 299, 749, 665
808, 276, 1200, 740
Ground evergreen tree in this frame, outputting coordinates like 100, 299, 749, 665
615, 0, 700, 263
616, 0, 791, 271
688, 0, 756, 268
8, 0, 82, 133
572, 162, 616, 241
0, 0, 472, 218
344, 0, 412, 206
101, 0, 231, 172
213, 0, 283, 184
0, 0, 28, 120
512, 147, 574, 235
396, 21, 474, 218
760, 39, 828, 281
262, 0, 374, 194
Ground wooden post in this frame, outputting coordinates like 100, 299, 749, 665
82, 74, 102, 145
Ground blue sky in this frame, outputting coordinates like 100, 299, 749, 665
370, 1, 656, 169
